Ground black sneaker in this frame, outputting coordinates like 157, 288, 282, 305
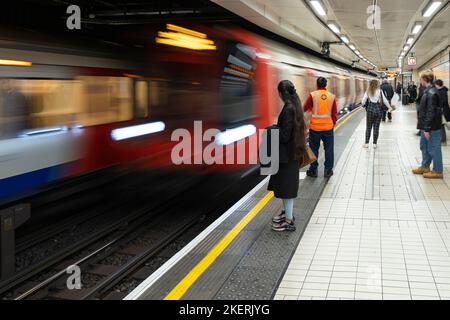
272, 221, 296, 232
306, 170, 318, 178
272, 211, 296, 224
324, 170, 334, 178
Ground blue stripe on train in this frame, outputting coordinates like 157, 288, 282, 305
0, 164, 68, 201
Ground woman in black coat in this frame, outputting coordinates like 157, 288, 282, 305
268, 80, 307, 232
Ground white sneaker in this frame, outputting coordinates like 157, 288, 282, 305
363, 144, 369, 148
373, 144, 377, 149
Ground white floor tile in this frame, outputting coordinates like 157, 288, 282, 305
276, 108, 450, 300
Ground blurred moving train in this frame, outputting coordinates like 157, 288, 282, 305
0, 24, 374, 207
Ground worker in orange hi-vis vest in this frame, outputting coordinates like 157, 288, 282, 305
303, 77, 337, 178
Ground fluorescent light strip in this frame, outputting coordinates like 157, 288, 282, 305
340, 36, 349, 44
215, 124, 256, 146
310, 0, 327, 16
423, 1, 442, 17
406, 37, 414, 45
349, 44, 356, 50
412, 23, 423, 34
111, 122, 165, 141
327, 22, 340, 34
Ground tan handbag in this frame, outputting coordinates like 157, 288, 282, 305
300, 144, 317, 169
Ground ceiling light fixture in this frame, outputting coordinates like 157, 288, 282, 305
422, 0, 442, 17
406, 36, 415, 45
412, 22, 423, 34
309, 0, 328, 16
349, 44, 356, 50
340, 36, 349, 44
327, 22, 341, 34
404, 45, 410, 51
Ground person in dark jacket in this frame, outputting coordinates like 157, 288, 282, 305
396, 83, 402, 96
410, 82, 418, 102
381, 79, 394, 122
269, 80, 307, 232
415, 83, 426, 136
412, 71, 444, 179
436, 79, 450, 145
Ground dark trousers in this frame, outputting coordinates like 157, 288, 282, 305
382, 99, 392, 121
382, 111, 392, 121
442, 124, 447, 144
308, 129, 334, 172
366, 112, 382, 144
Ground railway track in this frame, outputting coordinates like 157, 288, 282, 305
0, 170, 207, 297
15, 209, 201, 300
1, 169, 263, 300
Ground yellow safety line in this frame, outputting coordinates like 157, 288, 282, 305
334, 108, 361, 131
164, 191, 274, 300
164, 107, 362, 300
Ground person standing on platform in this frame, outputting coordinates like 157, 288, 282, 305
413, 71, 444, 179
362, 80, 392, 149
269, 80, 307, 232
410, 82, 418, 103
416, 83, 426, 136
436, 79, 450, 146
396, 82, 402, 96
381, 79, 395, 122
303, 77, 337, 179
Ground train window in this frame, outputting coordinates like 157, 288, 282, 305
135, 80, 149, 118
292, 75, 307, 106
219, 42, 257, 127
0, 79, 81, 139
77, 76, 133, 126
0, 76, 134, 139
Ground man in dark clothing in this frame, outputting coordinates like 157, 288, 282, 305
396, 83, 402, 95
415, 84, 426, 136
410, 82, 418, 102
412, 71, 443, 179
381, 79, 394, 122
436, 79, 450, 145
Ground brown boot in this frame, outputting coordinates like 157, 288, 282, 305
423, 171, 444, 179
412, 167, 431, 175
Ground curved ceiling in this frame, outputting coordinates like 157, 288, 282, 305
212, 0, 450, 71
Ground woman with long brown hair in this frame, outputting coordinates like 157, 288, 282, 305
269, 80, 307, 232
362, 80, 392, 149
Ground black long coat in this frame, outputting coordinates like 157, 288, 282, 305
267, 103, 300, 199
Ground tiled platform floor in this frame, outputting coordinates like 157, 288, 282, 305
275, 105, 450, 300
